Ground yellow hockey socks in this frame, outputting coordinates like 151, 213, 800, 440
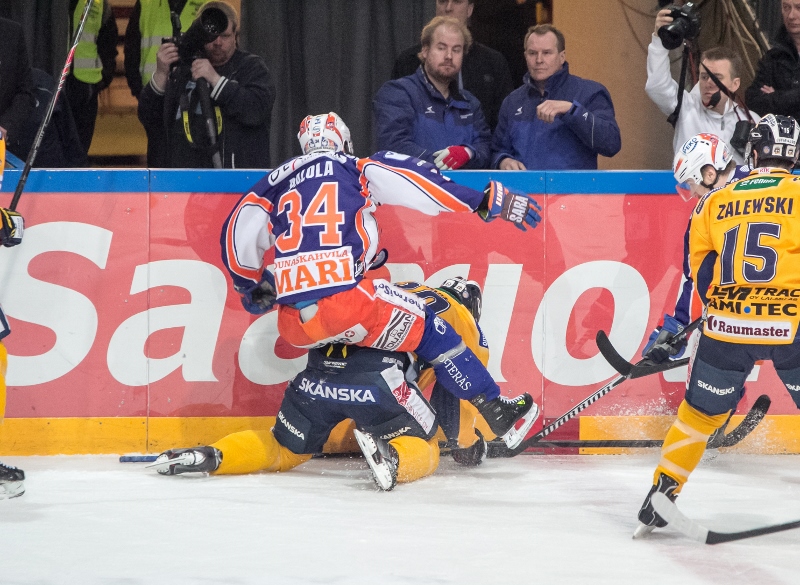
654, 400, 729, 490
390, 435, 440, 484
212, 429, 311, 475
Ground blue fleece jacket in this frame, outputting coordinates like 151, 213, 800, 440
373, 67, 491, 169
492, 63, 621, 170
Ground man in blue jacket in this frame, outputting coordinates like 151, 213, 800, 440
492, 24, 621, 170
374, 16, 491, 170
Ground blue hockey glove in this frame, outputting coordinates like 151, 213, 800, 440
478, 181, 542, 231
0, 208, 24, 247
235, 269, 277, 314
642, 314, 687, 363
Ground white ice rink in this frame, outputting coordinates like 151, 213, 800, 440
1, 452, 798, 585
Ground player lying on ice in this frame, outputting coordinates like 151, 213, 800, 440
221, 112, 542, 448
149, 277, 513, 490
635, 115, 800, 536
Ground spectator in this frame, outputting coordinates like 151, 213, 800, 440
137, 1, 276, 168
392, 0, 513, 131
648, 9, 757, 165
375, 16, 491, 170
745, 0, 800, 122
492, 24, 620, 170
124, 0, 210, 99
66, 0, 119, 157
0, 16, 35, 158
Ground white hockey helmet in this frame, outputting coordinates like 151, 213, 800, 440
672, 133, 733, 200
297, 112, 353, 155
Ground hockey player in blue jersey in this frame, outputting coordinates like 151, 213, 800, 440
221, 112, 542, 454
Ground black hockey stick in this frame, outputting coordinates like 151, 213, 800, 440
510, 393, 770, 451
596, 316, 704, 378
490, 321, 702, 457
651, 492, 800, 544
8, 0, 97, 211
708, 394, 770, 449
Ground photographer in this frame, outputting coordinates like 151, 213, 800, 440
646, 6, 758, 164
137, 1, 275, 168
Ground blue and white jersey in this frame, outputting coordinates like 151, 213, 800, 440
222, 150, 484, 305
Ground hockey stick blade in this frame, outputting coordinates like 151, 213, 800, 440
651, 492, 800, 544
596, 317, 703, 378
595, 330, 632, 376
716, 394, 771, 449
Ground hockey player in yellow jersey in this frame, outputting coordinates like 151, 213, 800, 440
0, 139, 26, 498
635, 114, 800, 536
148, 277, 525, 489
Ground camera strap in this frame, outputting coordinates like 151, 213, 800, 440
699, 62, 756, 123
667, 44, 691, 128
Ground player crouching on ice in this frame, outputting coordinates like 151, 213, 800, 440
149, 278, 509, 490
221, 112, 541, 449
635, 115, 800, 536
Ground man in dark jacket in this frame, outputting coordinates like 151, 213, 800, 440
137, 1, 275, 168
492, 24, 621, 170
392, 0, 513, 132
375, 16, 491, 170
745, 3, 800, 120
0, 17, 35, 158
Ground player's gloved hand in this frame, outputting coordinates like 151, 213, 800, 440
433, 145, 473, 170
0, 208, 24, 247
234, 269, 277, 314
642, 314, 687, 363
478, 180, 542, 231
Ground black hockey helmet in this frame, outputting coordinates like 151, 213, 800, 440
745, 114, 800, 167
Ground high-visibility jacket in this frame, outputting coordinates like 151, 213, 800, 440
72, 0, 105, 84
138, 0, 208, 85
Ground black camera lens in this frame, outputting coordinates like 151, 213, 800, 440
658, 3, 700, 50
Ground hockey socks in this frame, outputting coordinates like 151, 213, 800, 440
654, 400, 730, 489
414, 308, 500, 402
211, 429, 311, 475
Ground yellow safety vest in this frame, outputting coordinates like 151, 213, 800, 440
73, 0, 104, 84
138, 0, 209, 85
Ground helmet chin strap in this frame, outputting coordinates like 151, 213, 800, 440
700, 169, 720, 190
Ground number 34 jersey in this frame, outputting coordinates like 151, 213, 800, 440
690, 167, 800, 344
222, 150, 484, 305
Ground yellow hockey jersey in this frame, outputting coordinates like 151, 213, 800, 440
690, 167, 800, 344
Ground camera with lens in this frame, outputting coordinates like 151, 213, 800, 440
162, 7, 229, 65
658, 2, 701, 50
730, 120, 755, 155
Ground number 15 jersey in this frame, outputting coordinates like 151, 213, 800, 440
690, 167, 800, 344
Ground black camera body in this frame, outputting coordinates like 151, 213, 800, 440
163, 7, 229, 66
658, 2, 701, 50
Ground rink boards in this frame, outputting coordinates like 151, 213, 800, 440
1, 168, 799, 455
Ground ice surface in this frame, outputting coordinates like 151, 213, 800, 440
0, 452, 798, 584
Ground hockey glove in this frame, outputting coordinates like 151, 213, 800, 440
433, 146, 473, 170
235, 269, 277, 315
478, 181, 542, 231
0, 208, 23, 247
642, 314, 687, 363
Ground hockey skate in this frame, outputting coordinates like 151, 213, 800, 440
0, 461, 25, 499
353, 428, 398, 491
469, 393, 540, 450
633, 473, 680, 538
146, 447, 222, 476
